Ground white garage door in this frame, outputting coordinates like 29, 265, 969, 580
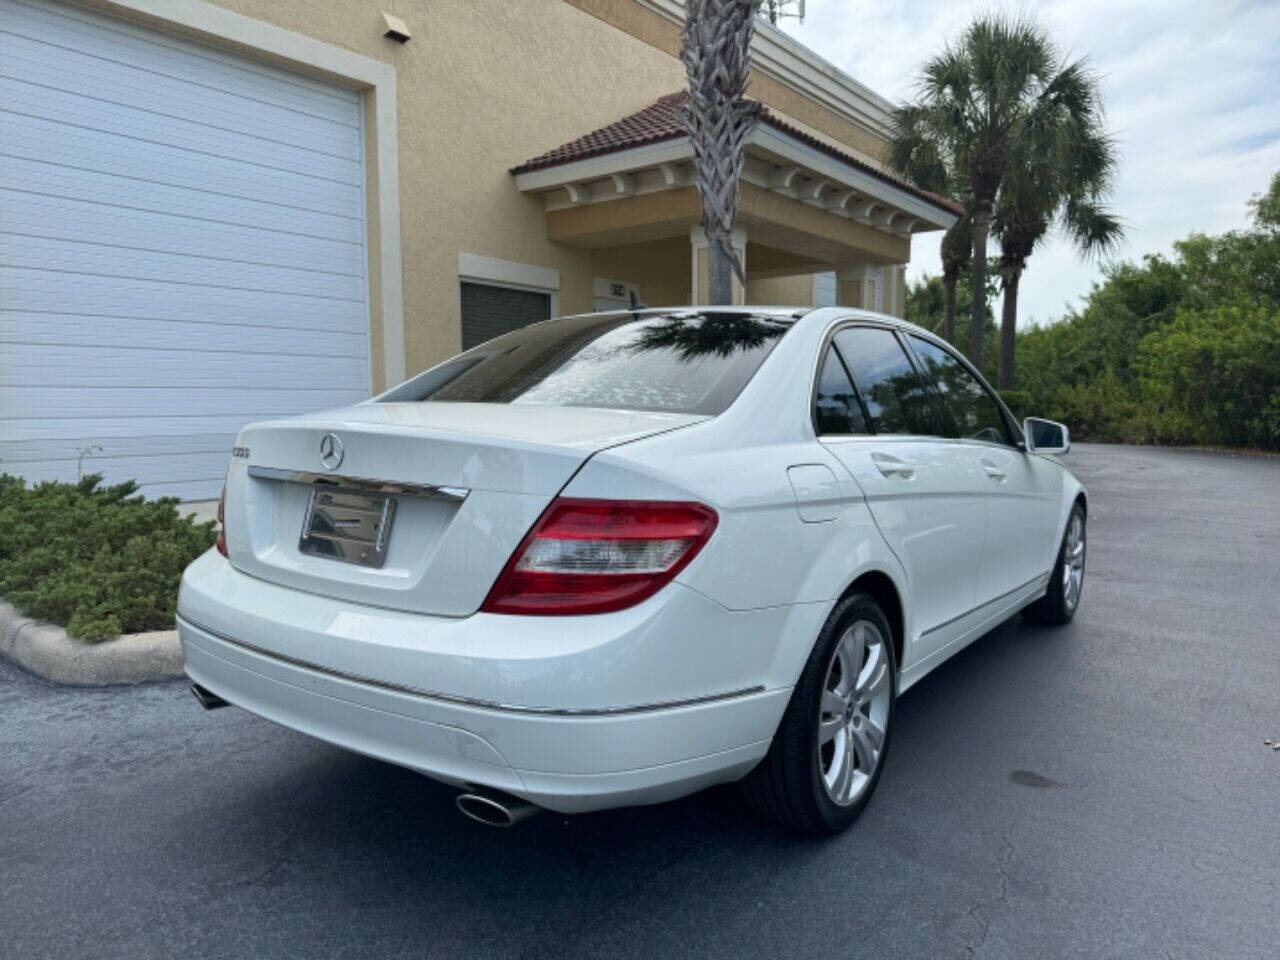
0, 0, 371, 500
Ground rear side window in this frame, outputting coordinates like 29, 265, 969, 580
908, 335, 1011, 445
833, 327, 939, 436
381, 312, 791, 416
813, 347, 867, 435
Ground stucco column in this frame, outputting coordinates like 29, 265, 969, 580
690, 226, 746, 305
837, 263, 886, 312
884, 264, 908, 318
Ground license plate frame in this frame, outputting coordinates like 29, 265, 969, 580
298, 485, 397, 568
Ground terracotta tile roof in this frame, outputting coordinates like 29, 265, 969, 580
512, 92, 689, 173
511, 91, 963, 218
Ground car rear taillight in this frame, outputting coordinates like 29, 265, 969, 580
215, 485, 228, 557
481, 498, 718, 615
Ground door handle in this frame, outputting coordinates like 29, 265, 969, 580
980, 458, 1006, 481
871, 452, 914, 480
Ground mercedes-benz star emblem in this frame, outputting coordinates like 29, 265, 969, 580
319, 433, 344, 470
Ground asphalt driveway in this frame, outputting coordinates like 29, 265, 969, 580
3, 444, 1278, 959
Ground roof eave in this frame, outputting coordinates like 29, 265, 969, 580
749, 124, 959, 228
513, 131, 958, 229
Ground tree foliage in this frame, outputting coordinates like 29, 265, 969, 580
1012, 171, 1280, 450
1138, 304, 1280, 447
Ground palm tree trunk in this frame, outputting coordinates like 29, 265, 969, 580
680, 1, 762, 308
969, 205, 991, 366
998, 265, 1020, 389
943, 272, 957, 344
708, 243, 734, 305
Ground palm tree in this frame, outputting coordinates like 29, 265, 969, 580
889, 105, 968, 345
994, 90, 1123, 387
893, 17, 1105, 368
680, 0, 764, 305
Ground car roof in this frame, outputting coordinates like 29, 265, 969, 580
558, 304, 928, 324
549, 306, 946, 348
556, 305, 806, 323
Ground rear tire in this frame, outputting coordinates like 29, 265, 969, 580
1026, 503, 1086, 625
740, 593, 896, 835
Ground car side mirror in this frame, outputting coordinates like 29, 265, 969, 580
1023, 417, 1070, 455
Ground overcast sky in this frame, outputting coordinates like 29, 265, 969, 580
775, 0, 1280, 325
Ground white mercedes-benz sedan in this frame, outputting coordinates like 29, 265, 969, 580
178, 306, 1086, 835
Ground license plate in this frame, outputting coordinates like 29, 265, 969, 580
298, 486, 397, 568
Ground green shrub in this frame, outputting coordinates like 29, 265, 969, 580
0, 474, 216, 641
1137, 303, 1280, 449
1048, 371, 1150, 444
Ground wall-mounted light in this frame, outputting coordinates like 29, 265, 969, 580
381, 12, 411, 43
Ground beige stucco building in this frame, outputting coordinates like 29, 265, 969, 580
0, 0, 958, 498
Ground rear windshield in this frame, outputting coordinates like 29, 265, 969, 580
381, 312, 792, 415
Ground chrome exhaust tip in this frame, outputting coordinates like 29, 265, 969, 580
190, 683, 229, 710
455, 790, 541, 827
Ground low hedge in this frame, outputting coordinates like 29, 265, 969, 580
0, 474, 216, 641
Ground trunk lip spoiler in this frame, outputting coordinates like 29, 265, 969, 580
247, 465, 469, 502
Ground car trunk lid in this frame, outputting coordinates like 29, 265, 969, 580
223, 402, 703, 616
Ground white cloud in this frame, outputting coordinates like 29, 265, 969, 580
775, 0, 1280, 324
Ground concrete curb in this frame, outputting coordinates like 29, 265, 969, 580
0, 600, 183, 686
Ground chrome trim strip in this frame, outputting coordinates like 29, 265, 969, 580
178, 616, 766, 717
248, 465, 468, 502
920, 572, 1051, 637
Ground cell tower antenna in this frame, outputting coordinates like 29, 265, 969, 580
762, 0, 806, 27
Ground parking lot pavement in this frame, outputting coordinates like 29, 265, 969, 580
3, 443, 1278, 959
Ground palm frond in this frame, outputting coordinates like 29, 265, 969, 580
1063, 128, 1119, 197
888, 103, 951, 192
964, 16, 1055, 129
1040, 57, 1100, 123
1062, 199, 1125, 261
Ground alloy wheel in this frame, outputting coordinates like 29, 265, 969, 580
818, 620, 892, 806
1063, 514, 1086, 613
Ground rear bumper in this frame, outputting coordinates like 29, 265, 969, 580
180, 619, 780, 813
176, 551, 796, 813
